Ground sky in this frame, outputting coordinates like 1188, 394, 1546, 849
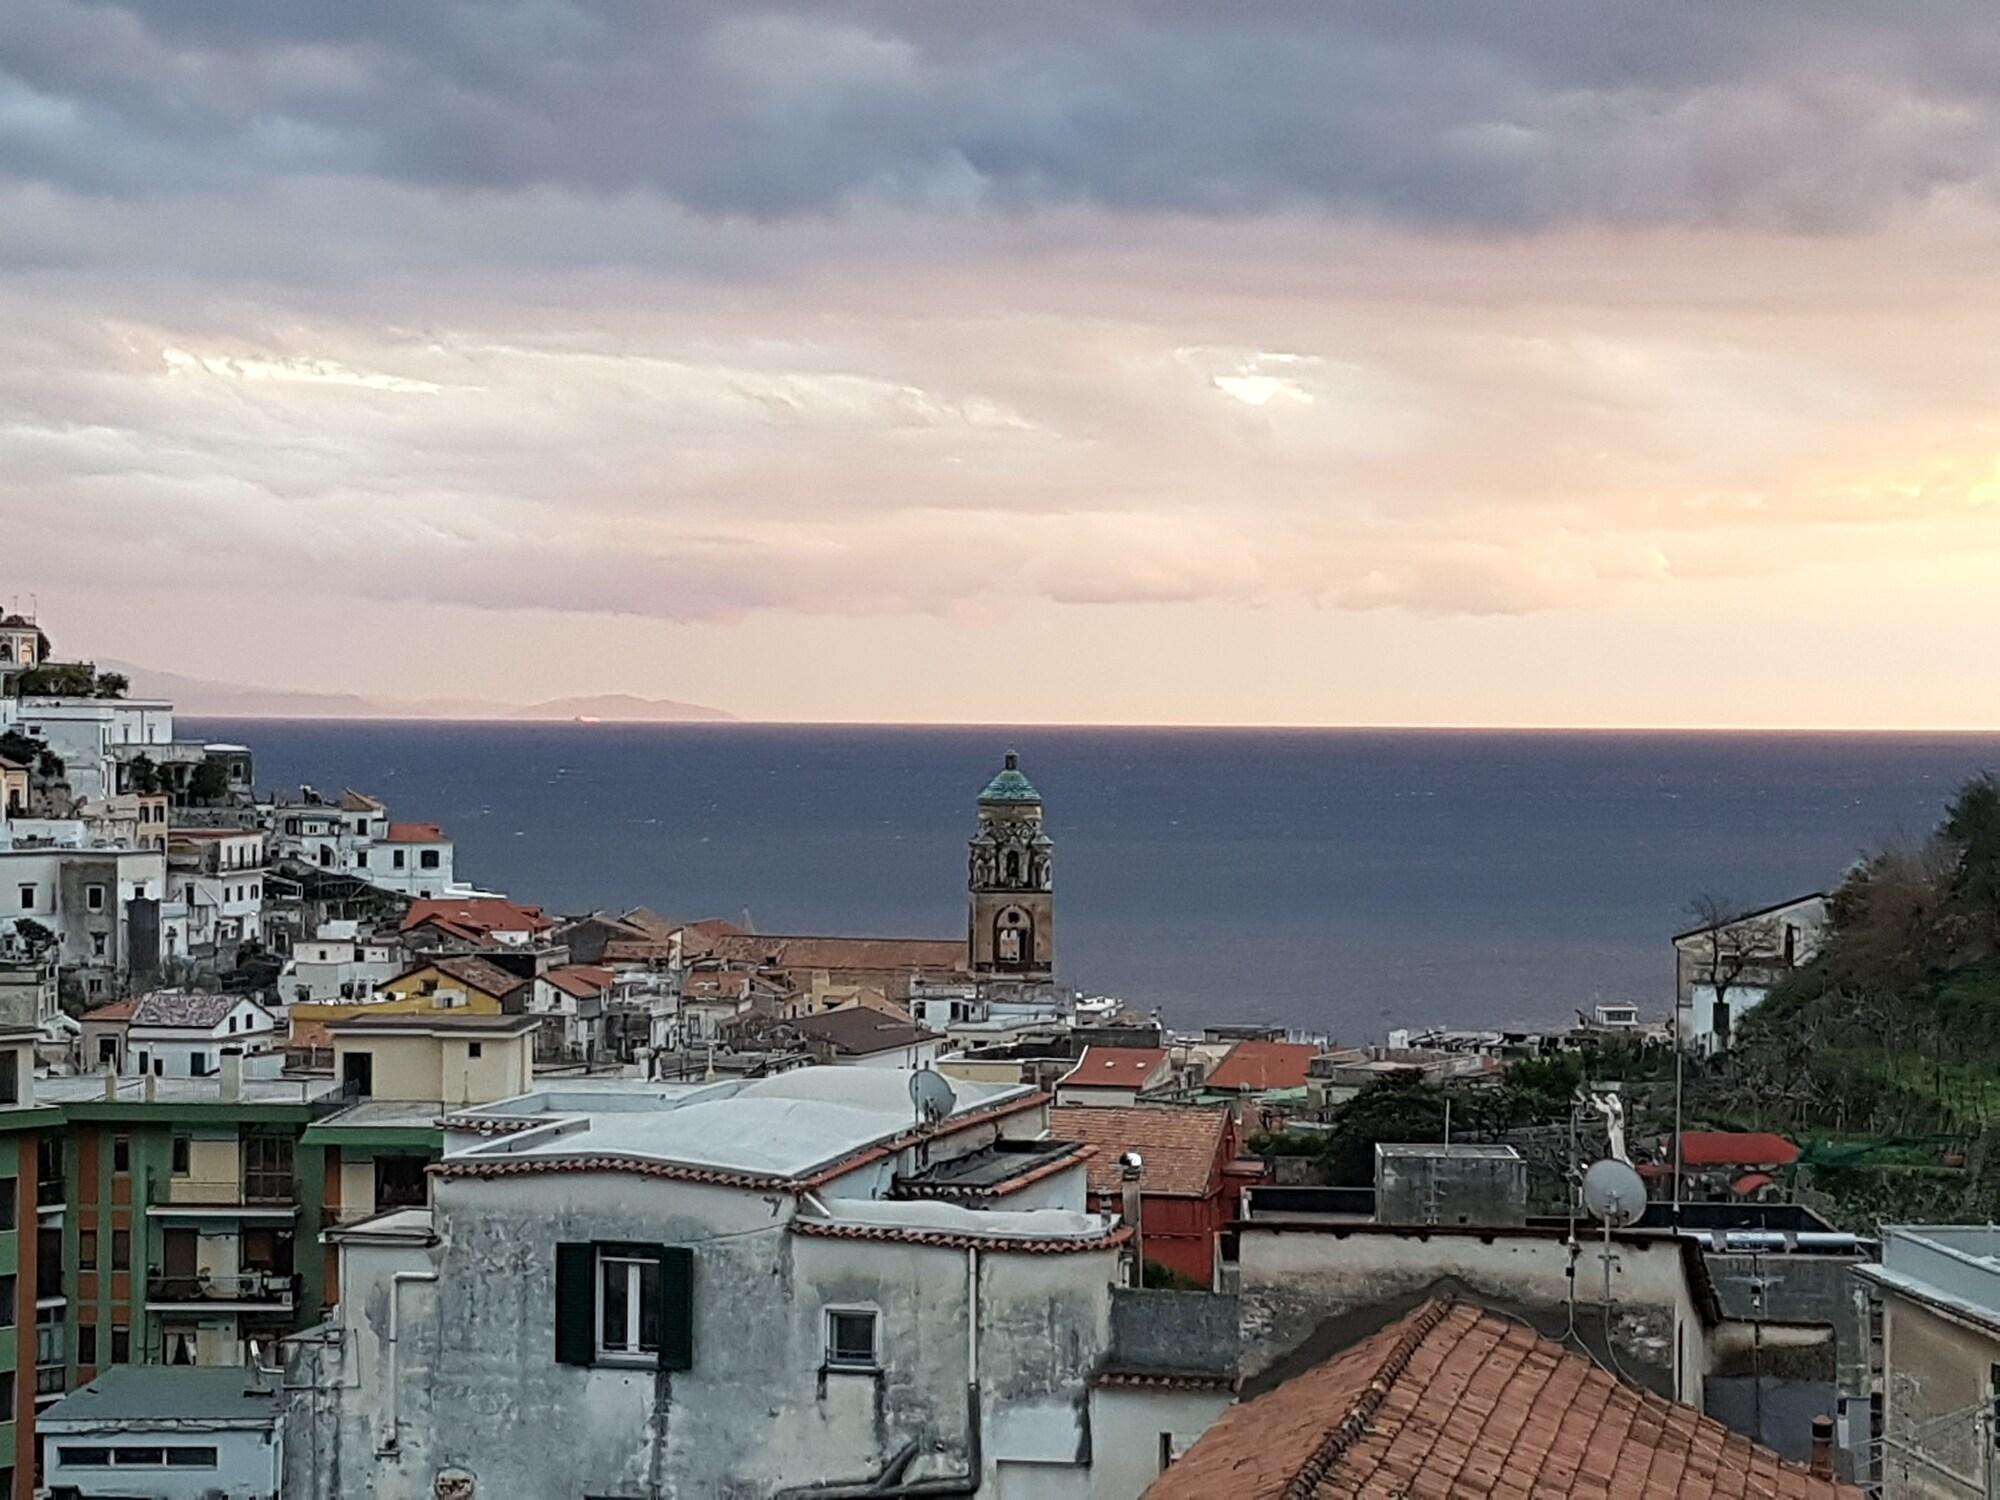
6, 1, 2000, 726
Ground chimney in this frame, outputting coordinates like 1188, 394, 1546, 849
143, 1069, 156, 1103
1808, 1414, 1834, 1479
220, 1046, 243, 1102
103, 1065, 117, 1102
1119, 1152, 1145, 1288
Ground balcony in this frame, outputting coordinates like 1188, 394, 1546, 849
145, 1271, 295, 1312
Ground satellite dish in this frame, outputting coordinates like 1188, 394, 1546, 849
1581, 1158, 1647, 1228
909, 1069, 957, 1127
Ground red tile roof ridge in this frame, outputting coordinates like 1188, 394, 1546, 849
790, 1218, 1132, 1256
1282, 1296, 1460, 1500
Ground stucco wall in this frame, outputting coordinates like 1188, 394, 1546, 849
1880, 1295, 2000, 1500
1089, 1386, 1234, 1500
291, 1172, 1119, 1499
1237, 1227, 1707, 1406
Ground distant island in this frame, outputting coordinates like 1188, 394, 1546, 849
105, 661, 734, 722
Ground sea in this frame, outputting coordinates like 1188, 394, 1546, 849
184, 720, 2000, 1042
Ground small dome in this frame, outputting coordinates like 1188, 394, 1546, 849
978, 750, 1042, 805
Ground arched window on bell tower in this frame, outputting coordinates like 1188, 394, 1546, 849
994, 907, 1033, 966
1004, 850, 1022, 885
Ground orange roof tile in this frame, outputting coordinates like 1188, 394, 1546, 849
401, 898, 553, 940
544, 965, 614, 999
1207, 1040, 1320, 1092
1061, 1046, 1169, 1090
1048, 1105, 1232, 1198
1145, 1299, 1857, 1500
385, 822, 446, 843
1674, 1131, 1800, 1168
83, 997, 142, 1023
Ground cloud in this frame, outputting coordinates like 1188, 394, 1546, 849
6, 0, 2000, 702
6, 1, 2000, 234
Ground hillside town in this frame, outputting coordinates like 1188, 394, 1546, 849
0, 600, 1984, 1500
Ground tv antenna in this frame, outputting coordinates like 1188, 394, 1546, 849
909, 1068, 956, 1130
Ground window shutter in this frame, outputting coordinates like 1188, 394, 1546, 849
658, 1245, 693, 1372
555, 1243, 595, 1367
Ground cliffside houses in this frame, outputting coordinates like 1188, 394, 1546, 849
267, 790, 476, 901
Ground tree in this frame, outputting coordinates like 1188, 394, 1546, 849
1681, 893, 1778, 1049
188, 760, 231, 805
14, 663, 97, 697
1321, 1070, 1448, 1185
9, 918, 56, 957
93, 671, 129, 699
126, 753, 161, 796
1945, 773, 2000, 956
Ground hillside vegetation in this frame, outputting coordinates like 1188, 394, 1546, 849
1699, 773, 2000, 1138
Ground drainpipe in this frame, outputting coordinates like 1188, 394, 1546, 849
378, 1270, 437, 1455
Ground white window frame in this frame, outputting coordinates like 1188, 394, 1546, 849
85, 883, 106, 912
824, 1305, 880, 1371
595, 1252, 660, 1364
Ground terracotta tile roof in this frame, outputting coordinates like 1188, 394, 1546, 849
1048, 1105, 1232, 1198
131, 991, 256, 1029
602, 939, 680, 963
544, 965, 614, 1000
1145, 1298, 1857, 1500
793, 1008, 942, 1057
1207, 1040, 1321, 1092
423, 955, 529, 1000
336, 789, 385, 813
704, 932, 966, 974
1674, 1131, 1801, 1168
384, 822, 446, 843
83, 997, 142, 1023
288, 1019, 335, 1051
401, 898, 553, 940
1061, 1046, 1169, 1090
791, 1217, 1131, 1255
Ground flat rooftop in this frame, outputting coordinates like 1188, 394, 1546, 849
1376, 1143, 1523, 1161
444, 1067, 1036, 1184
36, 1073, 343, 1107
1858, 1225, 2000, 1329
40, 1366, 282, 1428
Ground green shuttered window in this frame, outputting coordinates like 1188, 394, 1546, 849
555, 1242, 693, 1372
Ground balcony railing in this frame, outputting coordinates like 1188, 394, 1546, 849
146, 1272, 294, 1306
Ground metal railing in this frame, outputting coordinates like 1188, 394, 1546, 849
146, 1271, 294, 1304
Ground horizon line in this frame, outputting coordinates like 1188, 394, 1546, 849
169, 714, 2000, 735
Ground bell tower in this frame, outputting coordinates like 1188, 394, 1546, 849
968, 750, 1054, 988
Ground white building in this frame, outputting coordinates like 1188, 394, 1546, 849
267, 791, 470, 899
38, 1365, 285, 1500
126, 991, 281, 1078
163, 827, 266, 963
282, 1067, 1142, 1498
0, 696, 175, 801
1674, 893, 1829, 1054
0, 842, 166, 1000
277, 921, 404, 1004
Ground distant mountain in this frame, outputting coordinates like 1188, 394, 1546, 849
105, 662, 734, 723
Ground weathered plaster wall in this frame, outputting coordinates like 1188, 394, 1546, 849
289, 1172, 1120, 1500
1879, 1296, 2000, 1500
1237, 1228, 1708, 1406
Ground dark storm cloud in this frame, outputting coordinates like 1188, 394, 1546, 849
5, 0, 1999, 231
